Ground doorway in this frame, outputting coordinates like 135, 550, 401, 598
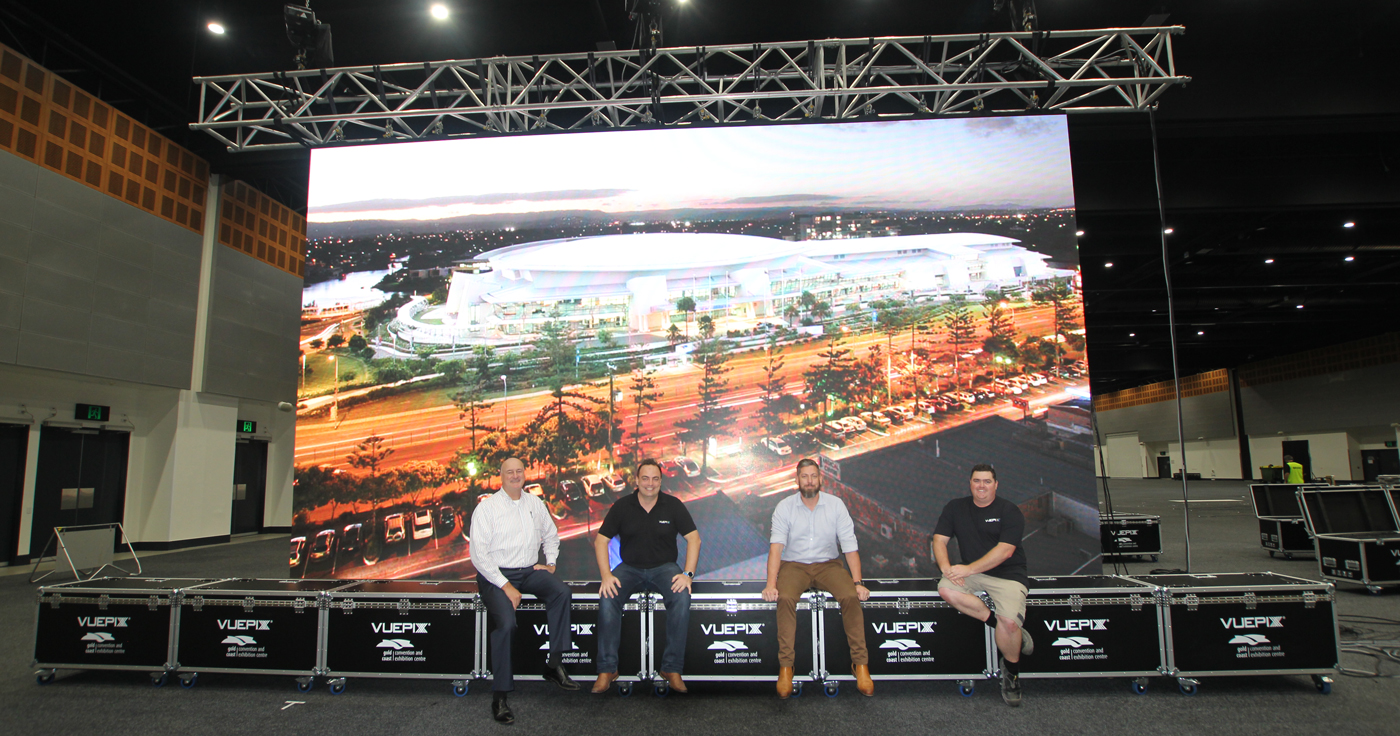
29, 426, 130, 554
232, 439, 268, 535
1361, 449, 1400, 482
1281, 440, 1312, 481
0, 424, 28, 564
1155, 456, 1172, 479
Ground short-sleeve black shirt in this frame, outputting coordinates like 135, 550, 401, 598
933, 496, 1029, 586
598, 491, 698, 570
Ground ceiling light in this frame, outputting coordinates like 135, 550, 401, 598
1196, 331, 1204, 335
430, 4, 449, 19
1163, 227, 1174, 234
1344, 255, 1355, 262
1129, 333, 1136, 337
1075, 230, 1084, 237
1264, 258, 1274, 264
1104, 262, 1113, 268
207, 22, 226, 34
1343, 221, 1355, 228
1296, 304, 1304, 309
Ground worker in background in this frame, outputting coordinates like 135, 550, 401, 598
1284, 455, 1305, 484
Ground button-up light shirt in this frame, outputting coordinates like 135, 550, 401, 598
770, 491, 858, 564
469, 489, 560, 589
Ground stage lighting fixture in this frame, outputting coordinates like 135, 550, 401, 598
285, 4, 334, 69
207, 22, 226, 34
431, 4, 449, 20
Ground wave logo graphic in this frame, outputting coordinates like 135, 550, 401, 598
222, 635, 257, 646
81, 632, 115, 643
708, 640, 748, 652
377, 639, 414, 650
1052, 637, 1095, 649
539, 642, 582, 651
879, 639, 921, 651
1229, 634, 1271, 646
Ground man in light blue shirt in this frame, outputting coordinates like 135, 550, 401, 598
762, 458, 872, 698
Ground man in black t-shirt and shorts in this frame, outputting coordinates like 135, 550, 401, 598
933, 464, 1034, 707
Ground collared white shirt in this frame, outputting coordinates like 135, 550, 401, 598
770, 491, 858, 564
469, 489, 560, 589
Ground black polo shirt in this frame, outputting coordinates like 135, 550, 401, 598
598, 490, 697, 570
933, 495, 1029, 587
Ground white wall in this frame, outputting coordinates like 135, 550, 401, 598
1164, 439, 1244, 480
1248, 431, 1357, 481
1103, 432, 1143, 478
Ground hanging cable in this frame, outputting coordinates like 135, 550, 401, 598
1149, 106, 1193, 572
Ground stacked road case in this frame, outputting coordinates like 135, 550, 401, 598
1123, 572, 1338, 694
1297, 486, 1400, 592
1099, 514, 1163, 561
321, 579, 479, 695
817, 579, 991, 697
1248, 483, 1339, 559
1018, 575, 1166, 693
174, 578, 352, 690
34, 577, 223, 687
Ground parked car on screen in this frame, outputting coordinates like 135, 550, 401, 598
411, 509, 434, 540
658, 459, 684, 478
384, 513, 407, 544
870, 410, 894, 428
673, 456, 701, 477
340, 523, 364, 557
583, 474, 614, 503
823, 420, 849, 439
916, 399, 938, 415
785, 430, 817, 453
886, 405, 913, 423
761, 436, 792, 456
1027, 372, 1048, 386
524, 483, 545, 499
603, 473, 628, 492
559, 479, 586, 507
289, 536, 307, 568
995, 379, 1022, 395
436, 505, 457, 532
840, 415, 867, 433
310, 529, 336, 561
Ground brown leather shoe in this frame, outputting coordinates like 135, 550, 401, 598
591, 672, 618, 694
659, 671, 688, 694
776, 666, 794, 699
853, 664, 874, 696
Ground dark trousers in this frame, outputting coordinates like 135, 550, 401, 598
480, 566, 573, 692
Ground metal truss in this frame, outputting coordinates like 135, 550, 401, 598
192, 26, 1188, 152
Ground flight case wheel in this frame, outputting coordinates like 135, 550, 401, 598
1131, 678, 1148, 695
791, 681, 803, 698
296, 677, 315, 693
1313, 675, 1333, 694
150, 672, 168, 688
618, 682, 633, 697
329, 678, 347, 695
452, 680, 468, 697
653, 681, 669, 698
1177, 678, 1198, 696
179, 673, 198, 689
35, 670, 55, 685
958, 679, 974, 697
823, 681, 839, 698
1268, 551, 1276, 558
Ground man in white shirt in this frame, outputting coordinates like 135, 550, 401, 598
762, 458, 872, 699
470, 457, 579, 724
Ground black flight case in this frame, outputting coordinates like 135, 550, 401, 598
321, 579, 479, 695
172, 578, 354, 691
493, 581, 649, 696
1249, 483, 1337, 559
651, 580, 819, 696
1298, 485, 1400, 593
1018, 575, 1166, 694
819, 579, 993, 697
33, 577, 224, 687
1123, 572, 1338, 695
1099, 514, 1163, 562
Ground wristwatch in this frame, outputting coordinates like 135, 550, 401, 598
684, 571, 695, 579
852, 580, 863, 585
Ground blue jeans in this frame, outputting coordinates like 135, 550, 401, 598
597, 561, 690, 674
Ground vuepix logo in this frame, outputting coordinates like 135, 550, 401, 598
871, 622, 935, 634
372, 622, 429, 634
217, 619, 271, 631
701, 623, 763, 636
1044, 619, 1108, 631
1220, 616, 1285, 629
532, 624, 595, 636
77, 616, 128, 628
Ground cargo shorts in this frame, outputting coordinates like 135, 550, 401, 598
938, 573, 1028, 626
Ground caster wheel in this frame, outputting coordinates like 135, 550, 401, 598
36, 672, 55, 685
151, 673, 168, 688
296, 678, 315, 693
653, 682, 669, 698
1268, 551, 1276, 558
824, 682, 839, 698
1178, 682, 1197, 696
329, 681, 347, 695
1150, 555, 1159, 562
958, 684, 974, 697
1313, 676, 1333, 695
1131, 680, 1147, 695
1284, 553, 1293, 560
1366, 586, 1384, 595
792, 682, 803, 698
453, 684, 468, 697
180, 673, 198, 689
618, 682, 633, 697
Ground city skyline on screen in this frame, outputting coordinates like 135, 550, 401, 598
307, 117, 1074, 226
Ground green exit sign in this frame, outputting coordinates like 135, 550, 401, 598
236, 420, 257, 434
75, 403, 109, 422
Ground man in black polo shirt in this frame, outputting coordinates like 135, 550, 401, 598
933, 463, 1034, 707
591, 458, 701, 694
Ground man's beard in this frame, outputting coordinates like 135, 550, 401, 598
799, 485, 820, 498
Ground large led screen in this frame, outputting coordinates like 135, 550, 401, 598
293, 117, 1097, 582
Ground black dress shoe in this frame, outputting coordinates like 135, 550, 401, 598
492, 693, 514, 725
542, 663, 580, 691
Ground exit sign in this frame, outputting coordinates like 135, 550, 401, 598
236, 420, 257, 434
75, 403, 110, 422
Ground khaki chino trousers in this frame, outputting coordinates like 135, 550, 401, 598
776, 559, 868, 667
